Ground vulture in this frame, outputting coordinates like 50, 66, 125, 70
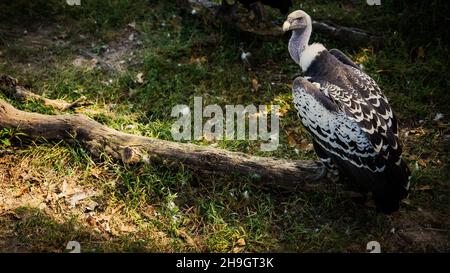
282, 10, 410, 213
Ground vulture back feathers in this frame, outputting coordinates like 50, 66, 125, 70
284, 10, 410, 213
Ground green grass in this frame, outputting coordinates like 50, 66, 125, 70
0, 0, 449, 252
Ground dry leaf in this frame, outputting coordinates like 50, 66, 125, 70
85, 200, 99, 212
90, 166, 103, 179
277, 107, 288, 117
232, 246, 244, 253
414, 185, 432, 191
402, 199, 411, 205
417, 159, 427, 167
68, 191, 93, 207
72, 56, 98, 70
176, 229, 196, 247
432, 159, 442, 166
188, 56, 207, 64
119, 223, 137, 233
251, 78, 260, 91
86, 215, 97, 227
111, 203, 125, 215
15, 186, 29, 198
300, 139, 314, 152
287, 133, 297, 148
236, 238, 246, 246
135, 72, 144, 84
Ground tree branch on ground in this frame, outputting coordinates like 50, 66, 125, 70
0, 75, 326, 191
0, 75, 90, 111
183, 0, 383, 47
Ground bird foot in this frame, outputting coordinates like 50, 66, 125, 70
326, 169, 340, 183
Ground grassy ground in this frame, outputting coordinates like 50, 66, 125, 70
0, 0, 449, 252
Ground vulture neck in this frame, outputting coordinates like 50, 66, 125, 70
289, 25, 326, 72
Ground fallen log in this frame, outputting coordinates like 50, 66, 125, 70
183, 0, 383, 47
0, 75, 89, 111
0, 77, 325, 191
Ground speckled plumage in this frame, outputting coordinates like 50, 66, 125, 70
285, 10, 410, 213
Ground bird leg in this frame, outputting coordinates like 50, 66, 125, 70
326, 167, 340, 183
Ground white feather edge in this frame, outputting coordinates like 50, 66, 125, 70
300, 43, 326, 72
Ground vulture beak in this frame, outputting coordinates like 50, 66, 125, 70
282, 20, 292, 32
282, 18, 306, 32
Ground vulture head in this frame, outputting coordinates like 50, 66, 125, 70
282, 10, 315, 68
282, 10, 311, 32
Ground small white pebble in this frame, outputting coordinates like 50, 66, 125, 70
191, 9, 197, 15
434, 113, 444, 121
243, 190, 249, 199
240, 51, 251, 62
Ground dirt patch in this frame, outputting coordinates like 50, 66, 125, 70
0, 150, 142, 252
1, 22, 142, 75
76, 23, 142, 73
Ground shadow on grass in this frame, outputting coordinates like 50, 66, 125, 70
0, 207, 149, 253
